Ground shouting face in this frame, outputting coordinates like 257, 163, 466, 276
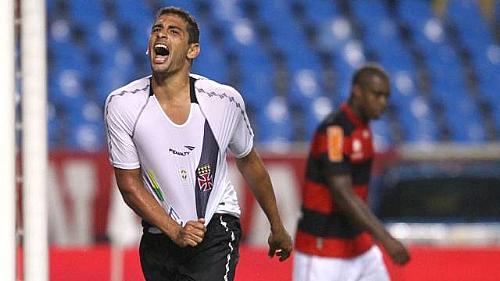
147, 13, 199, 76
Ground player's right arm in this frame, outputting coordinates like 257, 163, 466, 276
327, 173, 410, 265
114, 167, 206, 247
105, 90, 204, 247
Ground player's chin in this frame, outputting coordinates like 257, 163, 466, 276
151, 64, 169, 75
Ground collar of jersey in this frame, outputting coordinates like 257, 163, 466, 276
147, 76, 199, 104
341, 103, 367, 127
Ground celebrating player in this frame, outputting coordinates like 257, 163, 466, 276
104, 6, 292, 281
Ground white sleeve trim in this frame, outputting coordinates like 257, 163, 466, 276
232, 138, 253, 159
111, 161, 141, 170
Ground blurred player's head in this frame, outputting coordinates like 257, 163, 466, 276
148, 7, 200, 76
349, 64, 390, 120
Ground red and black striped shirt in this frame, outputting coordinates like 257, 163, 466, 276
295, 103, 375, 258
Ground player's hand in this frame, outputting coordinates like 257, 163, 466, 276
172, 218, 206, 247
385, 238, 410, 265
267, 226, 293, 262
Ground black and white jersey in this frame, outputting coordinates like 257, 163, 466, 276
105, 74, 254, 226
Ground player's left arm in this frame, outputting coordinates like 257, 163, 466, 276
235, 147, 293, 261
328, 174, 410, 265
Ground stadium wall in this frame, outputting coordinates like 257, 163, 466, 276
15, 245, 500, 281
26, 150, 500, 280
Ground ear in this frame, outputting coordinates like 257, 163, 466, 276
187, 43, 200, 60
352, 84, 362, 100
146, 35, 154, 57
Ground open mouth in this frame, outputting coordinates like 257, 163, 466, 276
154, 44, 169, 56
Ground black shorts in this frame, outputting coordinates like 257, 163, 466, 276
139, 214, 241, 281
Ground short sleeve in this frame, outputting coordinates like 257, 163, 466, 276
324, 125, 351, 175
228, 99, 254, 158
104, 95, 140, 169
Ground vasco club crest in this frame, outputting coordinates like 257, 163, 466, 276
196, 164, 213, 192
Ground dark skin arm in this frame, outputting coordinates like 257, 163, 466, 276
328, 173, 410, 265
114, 167, 206, 247
235, 147, 293, 261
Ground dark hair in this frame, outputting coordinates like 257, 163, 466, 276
155, 6, 200, 44
351, 63, 389, 89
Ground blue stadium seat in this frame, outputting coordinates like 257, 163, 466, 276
96, 61, 137, 102
254, 0, 290, 22
478, 67, 500, 102
397, 96, 439, 143
255, 96, 293, 145
379, 46, 416, 75
84, 20, 122, 60
113, 0, 153, 51
46, 0, 57, 11
362, 18, 401, 52
398, 0, 434, 25
192, 30, 229, 83
50, 67, 87, 107
49, 16, 95, 78
371, 117, 395, 151
491, 106, 500, 138
316, 15, 354, 53
303, 96, 334, 140
333, 40, 366, 101
68, 0, 105, 34
447, 0, 494, 44
45, 0, 498, 150
238, 59, 275, 112
442, 94, 486, 143
65, 100, 105, 151
211, 0, 245, 21
389, 71, 419, 108
47, 102, 64, 148
156, 0, 198, 14
288, 69, 323, 109
302, 0, 340, 25
66, 121, 105, 151
351, 0, 388, 23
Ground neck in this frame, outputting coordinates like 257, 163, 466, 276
152, 69, 190, 101
347, 100, 368, 123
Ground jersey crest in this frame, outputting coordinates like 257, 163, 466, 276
197, 164, 213, 192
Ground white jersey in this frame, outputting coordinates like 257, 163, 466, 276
104, 74, 254, 226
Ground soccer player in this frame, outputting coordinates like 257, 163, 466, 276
293, 64, 410, 281
104, 7, 292, 281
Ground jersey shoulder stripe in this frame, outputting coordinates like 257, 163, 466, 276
105, 76, 151, 107
104, 76, 151, 145
192, 74, 243, 105
105, 77, 150, 129
192, 74, 253, 136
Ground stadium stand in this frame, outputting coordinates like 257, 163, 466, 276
46, 0, 499, 150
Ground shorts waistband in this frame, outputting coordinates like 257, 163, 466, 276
142, 213, 237, 235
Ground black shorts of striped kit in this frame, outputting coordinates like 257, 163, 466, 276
139, 214, 241, 281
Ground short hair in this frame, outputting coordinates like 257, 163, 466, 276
155, 6, 200, 44
351, 63, 389, 89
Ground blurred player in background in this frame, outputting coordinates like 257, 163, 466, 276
293, 64, 410, 281
104, 6, 292, 281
